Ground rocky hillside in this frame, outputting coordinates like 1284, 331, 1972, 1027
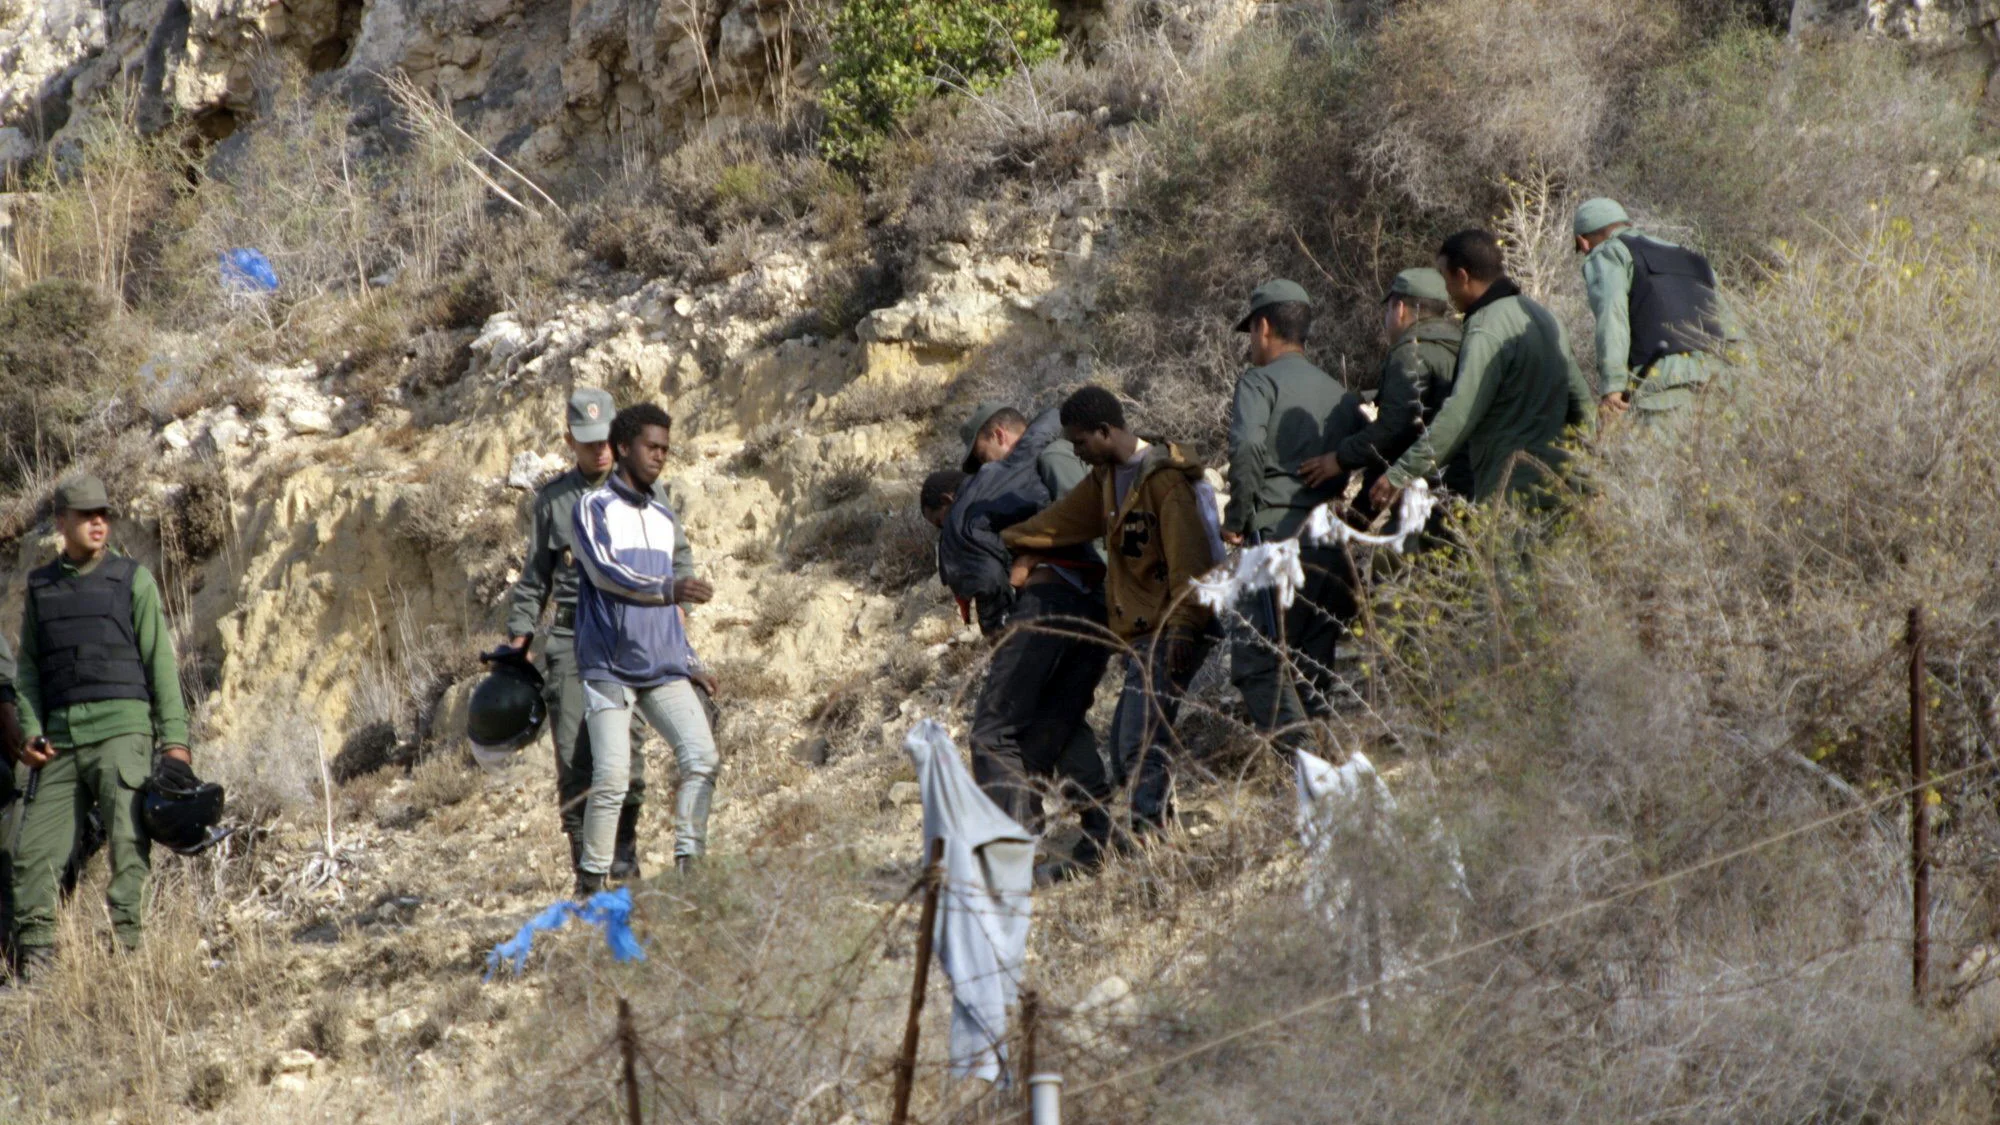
3, 0, 2000, 1121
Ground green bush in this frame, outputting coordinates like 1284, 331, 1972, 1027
818, 0, 1061, 166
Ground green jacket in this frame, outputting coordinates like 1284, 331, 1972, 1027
1388, 282, 1594, 502
1336, 317, 1464, 487
0, 632, 14, 705
15, 554, 189, 750
1582, 231, 1742, 405
1225, 352, 1349, 537
505, 469, 693, 639
1035, 437, 1103, 564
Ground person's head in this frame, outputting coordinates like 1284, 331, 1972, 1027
1382, 268, 1454, 342
1058, 385, 1131, 466
1571, 197, 1632, 256
969, 408, 1029, 468
609, 402, 674, 489
1235, 279, 1314, 367
53, 474, 112, 562
1435, 229, 1506, 312
920, 469, 969, 528
566, 386, 617, 477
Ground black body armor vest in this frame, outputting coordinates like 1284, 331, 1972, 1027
28, 555, 151, 711
1622, 233, 1723, 371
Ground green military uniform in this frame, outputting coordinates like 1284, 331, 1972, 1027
1334, 270, 1467, 497
504, 390, 693, 868
0, 632, 18, 955
13, 479, 189, 953
1386, 279, 1595, 504
1575, 197, 1742, 428
1225, 281, 1355, 744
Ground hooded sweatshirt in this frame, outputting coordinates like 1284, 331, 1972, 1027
1002, 440, 1220, 639
571, 472, 700, 687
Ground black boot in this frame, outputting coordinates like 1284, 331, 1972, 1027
610, 805, 642, 881
574, 870, 606, 899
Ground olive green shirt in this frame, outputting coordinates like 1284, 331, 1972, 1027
1388, 288, 1595, 502
0, 632, 15, 704
15, 553, 190, 750
505, 468, 693, 640
1225, 351, 1350, 537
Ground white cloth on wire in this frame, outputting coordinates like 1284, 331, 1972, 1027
1192, 536, 1305, 614
1190, 481, 1437, 614
906, 720, 1035, 1083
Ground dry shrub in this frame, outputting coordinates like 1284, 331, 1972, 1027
161, 457, 232, 563
406, 751, 478, 815
785, 505, 885, 572
396, 471, 512, 559
1362, 0, 1683, 214
294, 991, 354, 1062
0, 279, 147, 486
707, 657, 790, 700
750, 576, 811, 643
1621, 28, 1979, 261
819, 378, 951, 430
811, 454, 877, 507
871, 507, 939, 591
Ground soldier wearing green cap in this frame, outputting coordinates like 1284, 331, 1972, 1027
1572, 197, 1738, 427
1300, 268, 1468, 506
10, 474, 192, 975
1223, 280, 1356, 746
1373, 230, 1595, 511
501, 386, 706, 883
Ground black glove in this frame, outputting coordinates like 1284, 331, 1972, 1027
152, 754, 201, 795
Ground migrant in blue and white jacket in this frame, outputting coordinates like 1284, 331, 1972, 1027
571, 471, 701, 687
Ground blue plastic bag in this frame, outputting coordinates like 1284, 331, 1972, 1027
219, 248, 279, 293
485, 886, 646, 978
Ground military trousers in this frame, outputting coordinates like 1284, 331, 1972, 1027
1230, 541, 1358, 749
11, 732, 153, 950
580, 678, 717, 872
968, 581, 1114, 860
541, 633, 645, 850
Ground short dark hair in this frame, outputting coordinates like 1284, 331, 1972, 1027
1059, 385, 1126, 432
981, 408, 1029, 438
1392, 295, 1453, 320
1438, 229, 1505, 283
920, 469, 967, 512
1252, 301, 1313, 345
610, 402, 673, 451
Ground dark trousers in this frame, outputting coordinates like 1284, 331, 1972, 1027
970, 582, 1114, 859
1230, 541, 1358, 748
1109, 629, 1215, 825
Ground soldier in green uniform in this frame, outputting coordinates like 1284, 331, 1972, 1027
1372, 230, 1595, 511
0, 633, 20, 963
1222, 280, 1358, 746
1573, 197, 1737, 429
1299, 268, 1467, 506
502, 387, 705, 882
12, 475, 192, 977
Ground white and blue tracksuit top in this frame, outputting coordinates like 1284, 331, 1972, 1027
571, 472, 699, 688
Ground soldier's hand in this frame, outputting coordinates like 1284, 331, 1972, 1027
505, 634, 531, 656
672, 577, 715, 605
20, 736, 54, 769
1220, 530, 1244, 548
1599, 392, 1631, 415
1299, 454, 1346, 489
1009, 555, 1039, 589
1368, 475, 1400, 511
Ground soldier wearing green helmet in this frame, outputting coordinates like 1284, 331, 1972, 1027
1572, 197, 1742, 427
1300, 267, 1468, 507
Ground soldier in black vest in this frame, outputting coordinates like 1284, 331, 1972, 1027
10, 475, 192, 978
1574, 198, 1740, 429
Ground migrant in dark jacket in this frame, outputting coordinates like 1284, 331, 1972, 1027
937, 408, 1095, 635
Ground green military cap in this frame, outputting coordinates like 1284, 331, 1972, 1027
55, 474, 112, 515
1384, 268, 1450, 305
1234, 279, 1313, 332
567, 386, 615, 443
1573, 197, 1632, 237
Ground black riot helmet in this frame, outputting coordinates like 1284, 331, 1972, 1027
467, 644, 546, 768
143, 765, 228, 855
